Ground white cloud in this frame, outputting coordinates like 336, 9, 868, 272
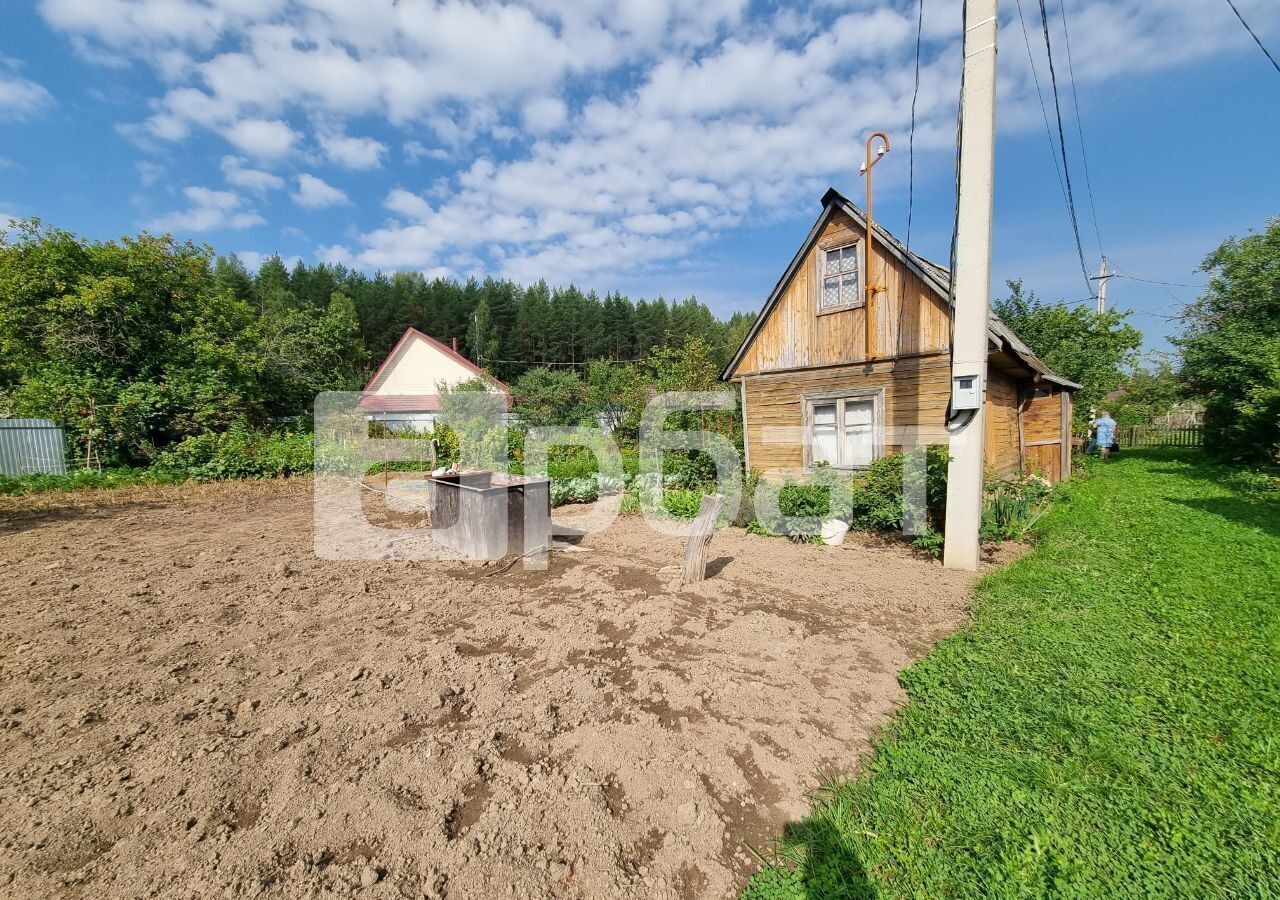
220, 155, 284, 192
404, 140, 447, 162
319, 131, 387, 169
522, 96, 568, 133
148, 186, 264, 232
136, 160, 164, 186
292, 173, 350, 209
36, 0, 1280, 284
0, 58, 53, 118
222, 118, 297, 158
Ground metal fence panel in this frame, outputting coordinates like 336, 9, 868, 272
0, 419, 68, 476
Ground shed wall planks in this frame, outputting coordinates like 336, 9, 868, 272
985, 368, 1022, 476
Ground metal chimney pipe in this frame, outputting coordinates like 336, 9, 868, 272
452, 337, 459, 353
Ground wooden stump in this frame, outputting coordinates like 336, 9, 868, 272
682, 493, 723, 583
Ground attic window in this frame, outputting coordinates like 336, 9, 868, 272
818, 242, 862, 312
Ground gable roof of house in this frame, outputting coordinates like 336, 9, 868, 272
721, 188, 1080, 391
363, 327, 512, 395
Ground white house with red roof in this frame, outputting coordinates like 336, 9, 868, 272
359, 327, 512, 431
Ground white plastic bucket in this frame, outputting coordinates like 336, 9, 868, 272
820, 519, 849, 546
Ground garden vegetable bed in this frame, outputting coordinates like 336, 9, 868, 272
745, 449, 1280, 899
0, 481, 1004, 899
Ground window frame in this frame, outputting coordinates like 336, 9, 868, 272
816, 240, 865, 316
801, 387, 885, 471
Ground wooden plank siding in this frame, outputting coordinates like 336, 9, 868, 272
742, 356, 952, 475
1021, 387, 1065, 482
985, 368, 1022, 477
734, 211, 952, 375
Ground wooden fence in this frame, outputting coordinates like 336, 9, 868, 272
1118, 425, 1203, 449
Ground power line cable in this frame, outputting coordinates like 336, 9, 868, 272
1057, 0, 1104, 256
1110, 274, 1202, 289
1223, 0, 1280, 75
1105, 260, 1199, 309
1014, 0, 1072, 231
943, 0, 975, 430
1037, 0, 1095, 296
905, 0, 925, 254
1105, 259, 1204, 289
894, 0, 927, 369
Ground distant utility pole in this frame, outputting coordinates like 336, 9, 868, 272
1095, 256, 1110, 314
943, 0, 999, 572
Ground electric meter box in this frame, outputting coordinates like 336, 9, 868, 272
951, 374, 983, 411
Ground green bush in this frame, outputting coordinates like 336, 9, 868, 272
661, 488, 704, 518
760, 482, 829, 542
153, 425, 312, 480
745, 448, 950, 543
779, 482, 830, 519
911, 528, 945, 558
662, 450, 717, 489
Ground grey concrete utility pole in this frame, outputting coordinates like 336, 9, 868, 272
943, 0, 999, 571
1096, 256, 1110, 313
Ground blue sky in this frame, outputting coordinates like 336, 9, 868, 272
3, 0, 1278, 354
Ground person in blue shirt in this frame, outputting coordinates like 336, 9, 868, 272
1090, 410, 1118, 460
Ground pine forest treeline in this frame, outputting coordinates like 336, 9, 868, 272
222, 253, 755, 383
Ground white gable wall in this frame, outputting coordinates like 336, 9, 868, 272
369, 334, 500, 396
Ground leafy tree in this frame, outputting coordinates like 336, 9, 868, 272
437, 377, 507, 471
647, 335, 725, 393
1108, 357, 1184, 428
993, 279, 1142, 422
1175, 217, 1280, 464
585, 360, 644, 432
511, 367, 587, 426
0, 222, 365, 465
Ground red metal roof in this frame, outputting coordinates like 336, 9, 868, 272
357, 395, 443, 412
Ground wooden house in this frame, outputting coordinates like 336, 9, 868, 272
360, 327, 512, 431
722, 188, 1079, 482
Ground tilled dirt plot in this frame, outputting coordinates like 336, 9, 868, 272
0, 483, 991, 899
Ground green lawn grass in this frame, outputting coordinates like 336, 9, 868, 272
744, 449, 1280, 900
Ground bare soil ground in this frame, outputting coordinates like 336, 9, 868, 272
0, 481, 1003, 899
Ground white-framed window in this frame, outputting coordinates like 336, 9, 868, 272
818, 242, 862, 313
804, 390, 882, 469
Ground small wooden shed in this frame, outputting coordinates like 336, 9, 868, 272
722, 188, 1079, 482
